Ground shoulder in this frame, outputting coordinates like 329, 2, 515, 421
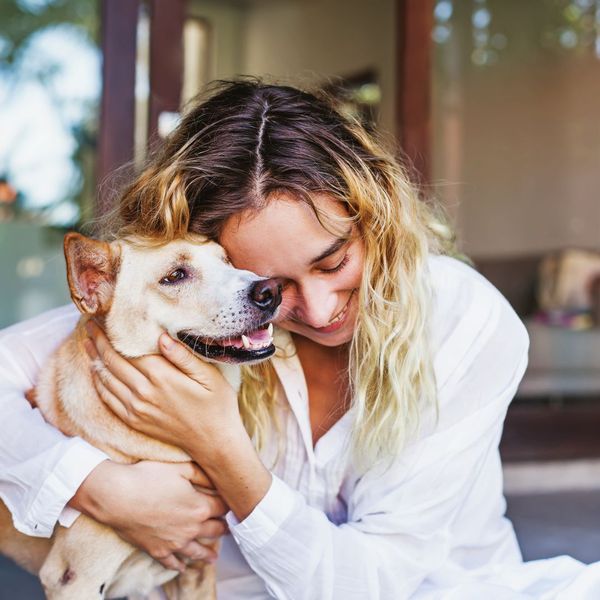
425, 254, 529, 416
426, 254, 529, 364
426, 254, 516, 347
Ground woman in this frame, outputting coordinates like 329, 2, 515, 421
0, 80, 596, 599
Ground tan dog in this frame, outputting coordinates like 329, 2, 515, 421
0, 232, 281, 599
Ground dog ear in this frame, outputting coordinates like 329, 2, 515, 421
64, 233, 120, 315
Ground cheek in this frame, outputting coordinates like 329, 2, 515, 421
341, 252, 364, 289
274, 287, 298, 320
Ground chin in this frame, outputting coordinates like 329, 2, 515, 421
281, 321, 355, 347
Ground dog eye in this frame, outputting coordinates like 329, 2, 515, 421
160, 269, 188, 285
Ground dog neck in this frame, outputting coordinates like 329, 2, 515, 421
214, 362, 242, 393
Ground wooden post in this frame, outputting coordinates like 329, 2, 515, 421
147, 0, 185, 148
396, 0, 433, 184
97, 0, 139, 217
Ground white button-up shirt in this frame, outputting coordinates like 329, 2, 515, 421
0, 255, 597, 598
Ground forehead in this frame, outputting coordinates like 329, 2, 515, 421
123, 238, 226, 269
219, 193, 350, 276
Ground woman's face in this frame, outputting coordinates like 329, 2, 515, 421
219, 193, 364, 347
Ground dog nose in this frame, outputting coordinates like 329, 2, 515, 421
250, 279, 282, 311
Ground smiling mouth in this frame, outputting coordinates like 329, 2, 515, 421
310, 289, 356, 332
326, 290, 355, 325
177, 323, 275, 363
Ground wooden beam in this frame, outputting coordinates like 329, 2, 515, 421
147, 0, 185, 147
97, 0, 139, 217
395, 0, 433, 183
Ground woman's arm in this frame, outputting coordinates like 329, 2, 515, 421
200, 296, 531, 600
68, 458, 227, 571
85, 321, 273, 521
0, 305, 108, 536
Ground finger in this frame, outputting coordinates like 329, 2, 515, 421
176, 540, 217, 563
93, 362, 139, 415
86, 320, 151, 393
130, 353, 176, 384
179, 462, 214, 489
201, 493, 229, 518
196, 518, 229, 539
92, 371, 131, 423
157, 553, 187, 573
159, 333, 216, 386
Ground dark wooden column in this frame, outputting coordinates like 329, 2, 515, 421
396, 0, 433, 183
97, 0, 139, 217
147, 0, 185, 147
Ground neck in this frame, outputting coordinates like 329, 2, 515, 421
291, 333, 350, 380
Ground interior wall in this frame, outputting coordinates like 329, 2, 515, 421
432, 1, 600, 259
242, 0, 397, 136
188, 0, 397, 136
187, 0, 246, 85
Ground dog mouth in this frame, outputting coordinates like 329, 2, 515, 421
177, 323, 275, 363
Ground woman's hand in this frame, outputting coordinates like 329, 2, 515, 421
70, 460, 229, 572
84, 320, 246, 457
83, 321, 273, 524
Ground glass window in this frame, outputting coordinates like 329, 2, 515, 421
0, 0, 100, 327
432, 0, 600, 258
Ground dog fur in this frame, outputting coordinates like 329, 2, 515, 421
0, 232, 279, 599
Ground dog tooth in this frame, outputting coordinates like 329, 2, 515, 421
242, 335, 250, 349
267, 323, 273, 336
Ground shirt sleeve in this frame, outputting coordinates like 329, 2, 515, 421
0, 305, 109, 537
225, 262, 530, 600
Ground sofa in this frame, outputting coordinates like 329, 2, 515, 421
475, 255, 600, 399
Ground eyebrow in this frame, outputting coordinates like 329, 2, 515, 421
309, 229, 352, 265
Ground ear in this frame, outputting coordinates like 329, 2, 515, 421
64, 233, 120, 315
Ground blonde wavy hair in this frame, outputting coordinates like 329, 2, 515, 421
108, 78, 458, 472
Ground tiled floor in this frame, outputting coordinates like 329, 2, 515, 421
2, 490, 600, 599
0, 555, 43, 600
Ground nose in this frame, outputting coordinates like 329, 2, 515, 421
286, 281, 338, 328
249, 278, 282, 311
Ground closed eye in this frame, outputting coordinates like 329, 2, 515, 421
318, 253, 350, 274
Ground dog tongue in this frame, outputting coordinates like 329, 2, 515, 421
246, 328, 271, 344
216, 327, 272, 348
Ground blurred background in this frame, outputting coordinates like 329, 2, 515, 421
2, 0, 600, 596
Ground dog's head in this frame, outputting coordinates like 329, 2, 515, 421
64, 233, 281, 364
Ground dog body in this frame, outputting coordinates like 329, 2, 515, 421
0, 233, 280, 599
